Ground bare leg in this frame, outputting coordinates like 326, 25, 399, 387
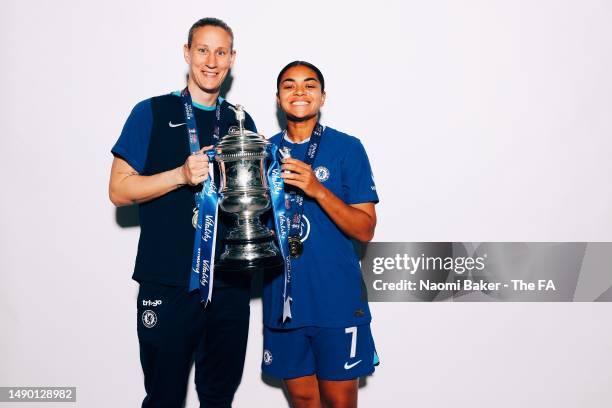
284, 375, 321, 408
319, 379, 358, 408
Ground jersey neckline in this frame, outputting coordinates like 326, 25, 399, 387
170, 90, 225, 111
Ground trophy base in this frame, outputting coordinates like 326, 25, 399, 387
216, 235, 284, 274
215, 254, 284, 274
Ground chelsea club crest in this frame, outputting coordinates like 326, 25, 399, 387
141, 310, 158, 328
314, 166, 330, 182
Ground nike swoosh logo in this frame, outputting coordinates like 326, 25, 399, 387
344, 360, 362, 370
168, 121, 186, 128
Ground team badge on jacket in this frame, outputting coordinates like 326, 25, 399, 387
141, 310, 158, 328
314, 166, 330, 182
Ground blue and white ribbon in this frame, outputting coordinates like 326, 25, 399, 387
267, 143, 293, 322
188, 150, 219, 305
279, 124, 323, 250
181, 88, 222, 305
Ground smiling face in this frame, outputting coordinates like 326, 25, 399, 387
277, 65, 326, 122
183, 25, 235, 95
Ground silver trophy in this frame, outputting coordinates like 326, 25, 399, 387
214, 105, 283, 273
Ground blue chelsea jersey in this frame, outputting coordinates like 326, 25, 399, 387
263, 126, 379, 329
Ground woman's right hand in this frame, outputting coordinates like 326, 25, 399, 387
180, 145, 213, 186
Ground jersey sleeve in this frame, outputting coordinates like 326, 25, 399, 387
341, 138, 379, 204
111, 99, 153, 173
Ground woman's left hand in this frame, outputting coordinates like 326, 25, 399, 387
281, 158, 326, 200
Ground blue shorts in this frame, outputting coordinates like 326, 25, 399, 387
262, 324, 379, 381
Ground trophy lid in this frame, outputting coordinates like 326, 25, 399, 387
216, 105, 268, 160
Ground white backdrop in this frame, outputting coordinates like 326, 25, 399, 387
1, 1, 612, 407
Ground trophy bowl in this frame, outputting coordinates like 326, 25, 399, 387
214, 106, 283, 273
